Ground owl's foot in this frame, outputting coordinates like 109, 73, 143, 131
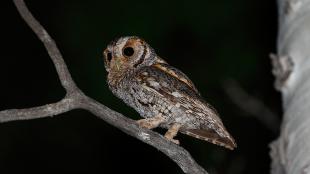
136, 115, 165, 129
164, 123, 182, 145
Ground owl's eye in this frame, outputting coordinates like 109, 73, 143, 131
123, 47, 135, 57
107, 52, 112, 62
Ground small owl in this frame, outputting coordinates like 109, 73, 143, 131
103, 36, 236, 150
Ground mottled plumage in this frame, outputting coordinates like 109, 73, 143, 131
103, 36, 236, 150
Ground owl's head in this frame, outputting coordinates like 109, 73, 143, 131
103, 36, 156, 73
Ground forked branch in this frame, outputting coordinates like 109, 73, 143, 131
2, 0, 208, 173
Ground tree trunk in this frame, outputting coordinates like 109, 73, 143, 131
270, 0, 310, 173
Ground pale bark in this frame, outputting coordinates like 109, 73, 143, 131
270, 0, 310, 173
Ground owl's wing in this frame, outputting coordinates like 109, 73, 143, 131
154, 58, 200, 94
136, 62, 236, 149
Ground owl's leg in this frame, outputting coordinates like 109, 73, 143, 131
164, 123, 182, 145
136, 115, 165, 129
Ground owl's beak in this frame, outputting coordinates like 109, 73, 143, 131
114, 57, 122, 70
110, 56, 127, 72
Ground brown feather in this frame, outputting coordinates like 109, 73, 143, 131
152, 61, 199, 94
184, 129, 237, 150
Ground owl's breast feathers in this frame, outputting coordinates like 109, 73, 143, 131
133, 59, 236, 150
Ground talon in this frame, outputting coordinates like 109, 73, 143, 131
164, 123, 182, 145
136, 115, 165, 129
136, 119, 153, 129
164, 132, 180, 144
170, 139, 180, 145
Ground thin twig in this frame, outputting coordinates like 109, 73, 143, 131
223, 79, 280, 134
3, 0, 208, 173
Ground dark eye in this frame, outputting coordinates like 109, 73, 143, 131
123, 47, 135, 57
107, 52, 112, 62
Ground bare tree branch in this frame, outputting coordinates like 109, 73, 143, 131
3, 0, 208, 173
0, 96, 76, 122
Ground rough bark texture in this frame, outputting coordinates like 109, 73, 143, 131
1, 0, 209, 173
270, 0, 310, 173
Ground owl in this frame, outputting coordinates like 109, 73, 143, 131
103, 36, 236, 150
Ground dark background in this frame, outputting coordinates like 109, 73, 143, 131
0, 0, 280, 174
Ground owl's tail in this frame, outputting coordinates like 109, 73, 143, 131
183, 129, 237, 150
